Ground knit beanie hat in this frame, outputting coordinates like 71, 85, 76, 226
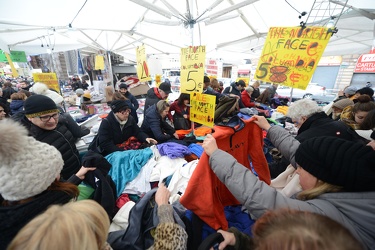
119, 83, 128, 89
31, 82, 64, 105
332, 98, 354, 110
295, 136, 375, 192
357, 87, 374, 97
111, 100, 129, 113
24, 94, 59, 118
344, 86, 357, 96
0, 119, 63, 201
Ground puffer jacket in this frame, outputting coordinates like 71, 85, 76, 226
144, 88, 163, 114
9, 100, 24, 115
209, 149, 375, 249
141, 104, 175, 143
19, 116, 82, 180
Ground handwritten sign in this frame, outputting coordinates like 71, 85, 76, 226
0, 50, 27, 62
155, 74, 162, 87
136, 45, 151, 82
180, 46, 206, 93
33, 73, 60, 93
254, 26, 331, 90
190, 92, 215, 127
94, 55, 105, 70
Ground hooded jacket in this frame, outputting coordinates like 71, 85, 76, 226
9, 100, 24, 115
208, 149, 375, 249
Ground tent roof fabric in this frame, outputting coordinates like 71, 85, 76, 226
0, 0, 374, 61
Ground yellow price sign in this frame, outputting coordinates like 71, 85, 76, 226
136, 45, 151, 82
33, 73, 60, 93
180, 46, 206, 93
254, 26, 331, 90
155, 74, 161, 87
189, 92, 215, 127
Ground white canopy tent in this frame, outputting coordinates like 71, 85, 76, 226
0, 0, 374, 62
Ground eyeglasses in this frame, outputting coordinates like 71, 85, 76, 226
120, 109, 131, 115
38, 113, 59, 122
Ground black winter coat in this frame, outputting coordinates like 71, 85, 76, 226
20, 116, 83, 180
144, 87, 163, 114
124, 91, 139, 110
97, 111, 149, 156
223, 83, 245, 108
141, 104, 175, 143
296, 112, 363, 143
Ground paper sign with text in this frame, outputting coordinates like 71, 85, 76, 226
180, 46, 206, 93
254, 27, 331, 90
155, 74, 162, 87
33, 73, 60, 93
190, 92, 215, 127
136, 45, 151, 82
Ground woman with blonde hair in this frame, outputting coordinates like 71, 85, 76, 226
8, 200, 111, 250
215, 209, 362, 250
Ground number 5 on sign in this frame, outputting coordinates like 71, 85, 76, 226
180, 45, 206, 93
136, 45, 151, 82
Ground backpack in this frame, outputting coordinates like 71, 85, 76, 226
214, 95, 239, 123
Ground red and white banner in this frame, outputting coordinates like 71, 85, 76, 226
354, 53, 375, 73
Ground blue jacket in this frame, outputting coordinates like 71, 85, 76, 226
141, 104, 175, 143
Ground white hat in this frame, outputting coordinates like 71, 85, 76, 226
31, 82, 64, 105
0, 119, 63, 201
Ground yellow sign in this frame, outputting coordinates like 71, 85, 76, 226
4, 53, 19, 77
94, 55, 105, 70
136, 45, 151, 82
236, 77, 249, 86
190, 92, 215, 127
155, 74, 161, 87
254, 26, 331, 90
180, 46, 206, 93
33, 73, 60, 93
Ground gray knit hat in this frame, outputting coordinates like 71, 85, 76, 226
332, 98, 354, 110
0, 119, 63, 201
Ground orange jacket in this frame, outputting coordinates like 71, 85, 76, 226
180, 117, 270, 230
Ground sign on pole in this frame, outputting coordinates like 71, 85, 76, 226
180, 46, 206, 93
136, 45, 151, 82
33, 73, 60, 93
254, 26, 331, 90
0, 50, 27, 62
190, 92, 215, 127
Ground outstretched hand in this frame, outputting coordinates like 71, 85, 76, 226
252, 115, 271, 131
155, 182, 170, 206
75, 166, 96, 180
202, 134, 218, 156
146, 138, 158, 144
210, 230, 236, 250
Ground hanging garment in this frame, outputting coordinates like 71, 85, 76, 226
180, 116, 270, 230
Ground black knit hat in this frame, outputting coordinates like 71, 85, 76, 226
24, 94, 59, 118
110, 100, 129, 113
119, 83, 128, 89
295, 136, 375, 192
159, 82, 172, 94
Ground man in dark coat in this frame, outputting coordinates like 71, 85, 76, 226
97, 100, 156, 156
119, 82, 139, 111
223, 80, 246, 108
144, 81, 172, 113
19, 95, 86, 180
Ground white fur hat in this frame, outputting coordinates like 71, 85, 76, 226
31, 82, 64, 105
0, 119, 63, 201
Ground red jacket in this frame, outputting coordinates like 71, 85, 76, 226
180, 117, 270, 230
241, 90, 256, 107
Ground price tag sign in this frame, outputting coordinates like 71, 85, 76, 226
136, 45, 151, 82
155, 74, 161, 87
180, 46, 206, 93
190, 92, 215, 127
33, 73, 60, 93
254, 26, 331, 90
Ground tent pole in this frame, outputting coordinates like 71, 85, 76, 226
107, 51, 114, 86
